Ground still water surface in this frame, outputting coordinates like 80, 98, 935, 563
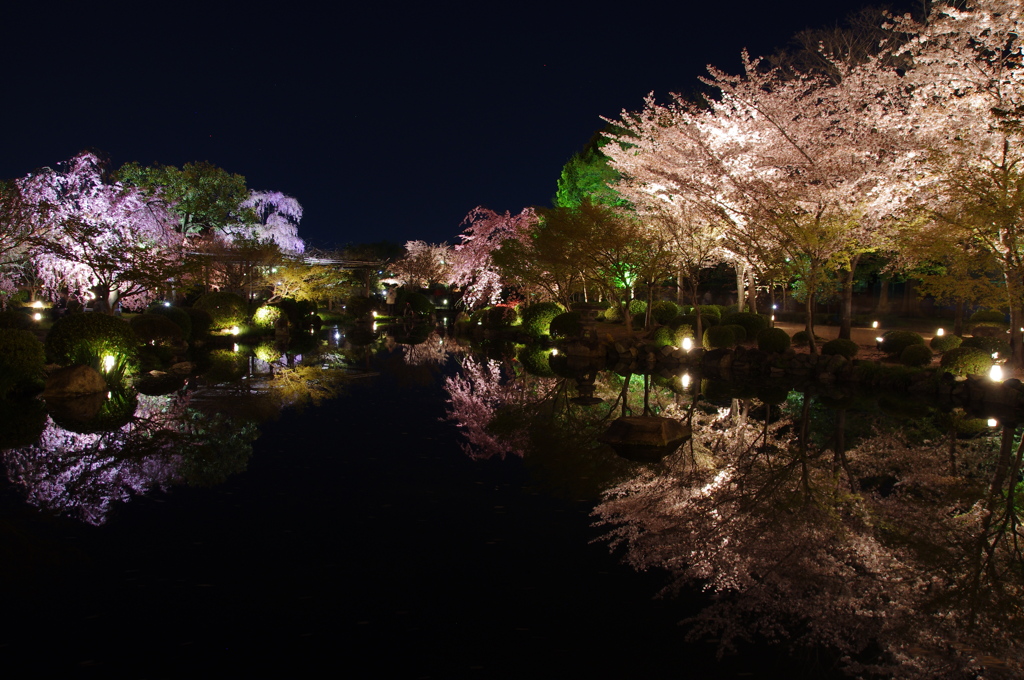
1, 332, 1020, 678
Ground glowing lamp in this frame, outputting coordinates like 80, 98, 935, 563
230, 326, 241, 336
990, 364, 1003, 381
681, 373, 691, 389
771, 315, 775, 322
102, 355, 116, 372
372, 311, 378, 318
32, 301, 43, 309
682, 337, 693, 352
988, 418, 999, 427
33, 313, 42, 321
875, 336, 884, 344
871, 321, 879, 329
936, 328, 944, 336
550, 349, 559, 356
162, 301, 171, 307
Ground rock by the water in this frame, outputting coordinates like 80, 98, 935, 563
41, 365, 106, 398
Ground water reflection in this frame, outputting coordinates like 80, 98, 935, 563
1, 336, 356, 525
437, 344, 1024, 676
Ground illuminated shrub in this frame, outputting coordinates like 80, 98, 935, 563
940, 347, 992, 377
757, 328, 791, 353
602, 305, 624, 323
879, 330, 924, 356
148, 305, 192, 341
483, 305, 519, 329
194, 292, 248, 329
185, 307, 213, 338
203, 349, 248, 383
969, 309, 1006, 324
628, 299, 647, 316
703, 325, 735, 350
721, 323, 747, 343
0, 310, 33, 330
821, 338, 859, 359
252, 305, 284, 331
0, 329, 46, 398
650, 326, 676, 348
45, 313, 140, 378
130, 313, 184, 346
345, 295, 378, 320
397, 290, 435, 315
961, 335, 1011, 358
720, 312, 768, 339
517, 345, 556, 377
254, 341, 282, 364
697, 305, 722, 321
651, 300, 680, 325
549, 311, 582, 338
900, 344, 933, 367
520, 302, 565, 337
930, 334, 963, 352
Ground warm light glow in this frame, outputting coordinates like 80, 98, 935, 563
872, 321, 879, 329
233, 344, 240, 353
772, 304, 778, 310
32, 301, 43, 309
33, 313, 42, 321
990, 364, 1003, 381
372, 322, 378, 332
771, 315, 775, 322
992, 352, 999, 359
162, 301, 171, 307
442, 299, 448, 306
230, 326, 240, 336
682, 337, 693, 351
333, 332, 341, 341
936, 328, 944, 336
372, 311, 378, 318
681, 373, 691, 389
102, 355, 116, 372
550, 349, 559, 356
875, 337, 884, 344
988, 418, 999, 427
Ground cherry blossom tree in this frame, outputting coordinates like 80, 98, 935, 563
450, 206, 536, 309
231, 190, 305, 254
390, 240, 453, 289
20, 153, 184, 311
0, 180, 48, 305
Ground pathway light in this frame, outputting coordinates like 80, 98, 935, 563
936, 328, 945, 336
872, 321, 879, 329
990, 364, 1003, 381
988, 418, 999, 427
682, 337, 693, 352
102, 355, 116, 372
230, 326, 240, 336
33, 313, 41, 321
681, 373, 691, 389
32, 301, 43, 309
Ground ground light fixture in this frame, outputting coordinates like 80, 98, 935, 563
681, 373, 691, 389
936, 328, 945, 336
876, 336, 884, 349
989, 418, 1000, 427
872, 321, 879, 329
32, 300, 43, 309
33, 313, 41, 321
102, 355, 116, 372
682, 337, 693, 351
990, 364, 1004, 381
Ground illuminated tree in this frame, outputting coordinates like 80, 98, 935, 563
450, 206, 536, 309
21, 153, 184, 311
232, 190, 304, 254
390, 240, 453, 289
0, 180, 48, 304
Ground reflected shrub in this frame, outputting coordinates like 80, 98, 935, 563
517, 345, 556, 377
254, 341, 282, 364
821, 338, 859, 359
520, 302, 565, 338
193, 292, 248, 329
204, 349, 249, 383
940, 347, 992, 377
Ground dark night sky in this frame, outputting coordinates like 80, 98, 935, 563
2, 1, 917, 250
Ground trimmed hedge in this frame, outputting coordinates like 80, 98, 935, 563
185, 308, 213, 339
651, 300, 681, 325
194, 292, 248, 329
940, 347, 992, 377
602, 305, 624, 323
628, 299, 647, 316
961, 335, 1011, 358
703, 325, 735, 350
45, 313, 140, 376
721, 323, 747, 343
0, 329, 45, 398
697, 305, 722, 321
969, 309, 1007, 324
792, 330, 826, 346
720, 312, 769, 340
930, 334, 963, 352
900, 344, 933, 367
549, 311, 582, 338
252, 304, 285, 331
880, 330, 925, 356
757, 327, 791, 353
821, 338, 859, 359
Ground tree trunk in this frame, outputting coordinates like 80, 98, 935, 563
874, 276, 890, 315
676, 269, 684, 306
839, 253, 860, 341
691, 283, 703, 343
954, 298, 965, 337
735, 263, 745, 313
805, 290, 818, 355
746, 267, 757, 313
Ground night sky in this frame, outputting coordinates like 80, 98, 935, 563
3, 1, 917, 249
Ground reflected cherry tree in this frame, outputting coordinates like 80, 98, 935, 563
594, 394, 1024, 677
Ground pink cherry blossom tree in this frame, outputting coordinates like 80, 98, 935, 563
450, 206, 536, 309
231, 190, 305, 255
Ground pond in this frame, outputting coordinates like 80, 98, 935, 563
1, 329, 1021, 678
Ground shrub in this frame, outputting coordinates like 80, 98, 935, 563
697, 305, 722, 321
0, 329, 45, 398
520, 302, 565, 337
969, 309, 1006, 324
0, 310, 33, 330
193, 292, 248, 329
821, 338, 859, 359
549, 311, 582, 338
791, 330, 826, 346
940, 347, 993, 377
601, 304, 624, 323
45, 313, 140, 380
880, 329, 925, 356
720, 312, 768, 339
484, 305, 519, 329
703, 325, 735, 350
962, 335, 1012, 359
930, 334, 963, 352
969, 321, 1009, 337
628, 299, 647, 316
517, 345, 556, 377
252, 304, 284, 331
203, 349, 249, 383
757, 327, 791, 353
254, 341, 282, 364
722, 323, 747, 342
149, 305, 192, 340
397, 290, 435, 316
344, 295, 378, 320
184, 308, 213, 339
673, 313, 717, 330
650, 326, 676, 348
632, 312, 648, 328
651, 300, 680, 325
900, 344, 933, 367
130, 314, 184, 346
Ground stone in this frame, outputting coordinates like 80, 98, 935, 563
41, 365, 106, 398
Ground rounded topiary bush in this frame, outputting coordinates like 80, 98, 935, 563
148, 305, 192, 340
602, 305, 624, 323
792, 330, 826, 347
970, 309, 1007, 324
252, 304, 284, 331
722, 323, 747, 343
940, 347, 993, 377
930, 334, 963, 352
720, 312, 769, 340
900, 344, 933, 367
703, 325, 735, 350
45, 313, 140, 375
880, 330, 925, 356
757, 327, 791, 353
628, 299, 647, 316
484, 305, 519, 330
549, 311, 582, 338
520, 302, 565, 337
0, 310, 34, 330
130, 313, 184, 346
650, 326, 676, 349
961, 335, 1012, 359
651, 300, 681, 325
697, 305, 722, 321
821, 338, 859, 359
517, 345, 556, 377
185, 307, 213, 339
194, 292, 248, 329
254, 341, 282, 364
0, 329, 45, 398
